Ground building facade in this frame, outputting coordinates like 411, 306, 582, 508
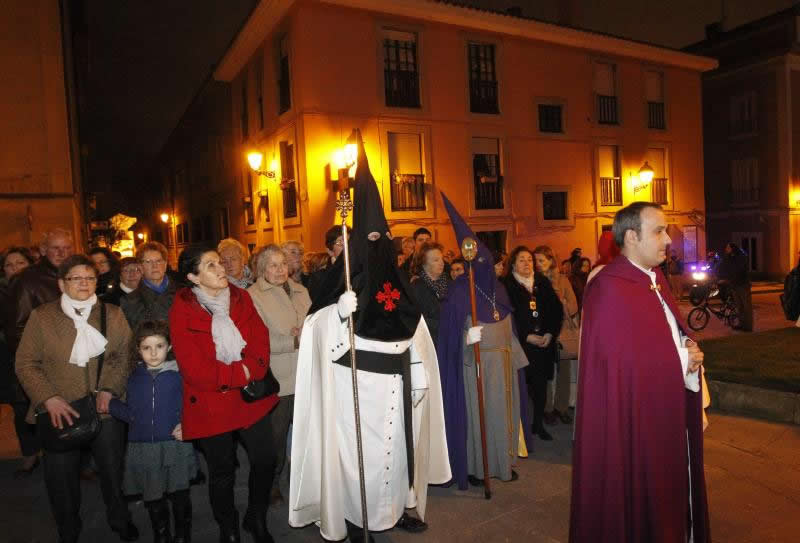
0, 0, 85, 250
152, 0, 715, 265
687, 6, 800, 279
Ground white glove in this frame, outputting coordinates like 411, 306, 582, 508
466, 326, 483, 345
337, 290, 358, 319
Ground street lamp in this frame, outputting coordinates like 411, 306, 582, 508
632, 161, 655, 194
137, 232, 145, 240
160, 213, 170, 223
248, 151, 293, 190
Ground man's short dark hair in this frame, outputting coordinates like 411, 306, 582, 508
413, 227, 432, 240
325, 225, 348, 251
612, 202, 663, 248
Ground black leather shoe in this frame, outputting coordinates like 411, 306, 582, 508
395, 513, 428, 533
242, 508, 273, 543
189, 469, 206, 486
537, 428, 553, 441
112, 521, 140, 541
467, 475, 484, 487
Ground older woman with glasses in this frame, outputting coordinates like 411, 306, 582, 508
102, 257, 142, 306
122, 241, 176, 330
16, 254, 138, 542
248, 244, 311, 505
218, 238, 254, 290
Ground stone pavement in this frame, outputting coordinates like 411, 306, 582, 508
678, 290, 791, 340
1, 412, 799, 543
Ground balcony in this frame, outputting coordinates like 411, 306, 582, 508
470, 79, 499, 114
648, 101, 665, 129
385, 70, 420, 108
391, 173, 426, 211
597, 94, 618, 124
600, 176, 622, 206
652, 177, 668, 204
474, 174, 504, 210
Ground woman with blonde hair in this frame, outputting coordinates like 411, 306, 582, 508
532, 245, 578, 426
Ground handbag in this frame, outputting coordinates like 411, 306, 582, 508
241, 367, 280, 402
36, 303, 106, 452
558, 313, 580, 361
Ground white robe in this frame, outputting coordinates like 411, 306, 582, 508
289, 305, 451, 541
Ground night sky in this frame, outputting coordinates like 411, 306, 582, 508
85, 0, 795, 214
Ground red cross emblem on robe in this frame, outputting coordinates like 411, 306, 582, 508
375, 281, 401, 312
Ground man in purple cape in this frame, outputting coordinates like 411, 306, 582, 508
437, 192, 533, 490
570, 202, 710, 542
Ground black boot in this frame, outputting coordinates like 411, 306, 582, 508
219, 511, 240, 543
345, 519, 373, 543
146, 498, 172, 543
169, 490, 192, 543
242, 506, 274, 543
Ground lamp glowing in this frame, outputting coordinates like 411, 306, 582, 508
137, 232, 144, 240
638, 162, 655, 184
160, 213, 169, 223
344, 143, 358, 166
247, 151, 264, 172
332, 150, 346, 171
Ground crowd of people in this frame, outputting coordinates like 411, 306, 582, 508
0, 193, 719, 542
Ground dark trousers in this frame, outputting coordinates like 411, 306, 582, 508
43, 418, 130, 542
526, 364, 550, 432
12, 398, 41, 456
270, 395, 293, 491
197, 411, 277, 529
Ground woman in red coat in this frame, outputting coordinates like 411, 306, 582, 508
170, 246, 278, 543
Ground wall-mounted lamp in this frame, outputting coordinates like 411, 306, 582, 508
632, 161, 655, 194
332, 142, 358, 187
160, 213, 170, 223
137, 232, 145, 240
248, 151, 294, 190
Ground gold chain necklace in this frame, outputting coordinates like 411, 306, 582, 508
474, 283, 501, 321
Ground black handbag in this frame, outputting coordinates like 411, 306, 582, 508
241, 367, 280, 403
36, 303, 106, 452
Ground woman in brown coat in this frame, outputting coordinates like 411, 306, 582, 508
15, 254, 137, 543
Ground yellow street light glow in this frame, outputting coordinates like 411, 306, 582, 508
332, 150, 346, 171
344, 143, 358, 166
269, 158, 279, 175
638, 161, 655, 184
137, 232, 144, 240
160, 213, 169, 223
247, 151, 264, 172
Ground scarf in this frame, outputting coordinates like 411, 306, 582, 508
513, 271, 534, 293
420, 268, 450, 300
143, 276, 169, 294
120, 283, 135, 294
227, 266, 254, 289
192, 286, 247, 365
60, 293, 108, 368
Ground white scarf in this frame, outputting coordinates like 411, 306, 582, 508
513, 271, 534, 293
192, 286, 247, 365
60, 293, 108, 368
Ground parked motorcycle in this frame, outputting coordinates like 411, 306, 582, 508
688, 262, 715, 306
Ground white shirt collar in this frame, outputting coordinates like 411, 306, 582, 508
628, 258, 656, 280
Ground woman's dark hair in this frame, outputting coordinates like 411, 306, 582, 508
89, 247, 118, 266
177, 245, 216, 284
129, 320, 172, 363
57, 254, 98, 280
504, 245, 533, 277
1, 246, 35, 277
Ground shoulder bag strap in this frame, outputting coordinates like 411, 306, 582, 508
95, 302, 106, 391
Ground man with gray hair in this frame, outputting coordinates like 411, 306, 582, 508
5, 227, 74, 476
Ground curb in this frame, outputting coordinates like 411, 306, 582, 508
707, 379, 800, 425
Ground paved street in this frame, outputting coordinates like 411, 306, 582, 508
678, 288, 790, 340
1, 412, 798, 543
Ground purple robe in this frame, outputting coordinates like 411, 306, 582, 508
569, 256, 710, 542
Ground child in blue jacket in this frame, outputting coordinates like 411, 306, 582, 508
110, 320, 196, 543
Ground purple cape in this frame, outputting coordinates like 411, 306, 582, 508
569, 256, 710, 542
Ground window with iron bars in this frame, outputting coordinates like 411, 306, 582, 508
600, 177, 622, 206
651, 178, 668, 204
280, 141, 298, 219
468, 43, 499, 114
384, 37, 420, 108
245, 172, 255, 226
538, 104, 563, 133
597, 95, 618, 124
473, 153, 504, 209
648, 102, 665, 129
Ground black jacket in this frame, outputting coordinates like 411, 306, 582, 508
120, 280, 178, 330
409, 276, 445, 343
502, 272, 563, 380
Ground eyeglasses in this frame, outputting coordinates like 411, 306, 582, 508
141, 259, 165, 267
121, 267, 142, 274
65, 276, 97, 284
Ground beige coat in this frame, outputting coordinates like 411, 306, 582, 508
15, 300, 133, 423
547, 271, 579, 320
248, 276, 311, 396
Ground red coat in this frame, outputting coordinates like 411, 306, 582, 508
169, 285, 278, 440
569, 256, 709, 543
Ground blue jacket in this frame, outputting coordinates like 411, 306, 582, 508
109, 360, 183, 443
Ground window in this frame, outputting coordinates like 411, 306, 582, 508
388, 132, 425, 211
176, 223, 188, 245
383, 30, 420, 108
472, 137, 504, 210
538, 104, 563, 133
278, 37, 291, 114
730, 158, 759, 203
646, 71, 665, 129
476, 230, 506, 255
218, 207, 229, 239
730, 92, 757, 135
645, 147, 668, 204
594, 62, 618, 124
468, 43, 499, 114
255, 54, 264, 130
598, 145, 622, 206
245, 172, 255, 226
279, 141, 298, 218
240, 73, 249, 141
542, 191, 568, 220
